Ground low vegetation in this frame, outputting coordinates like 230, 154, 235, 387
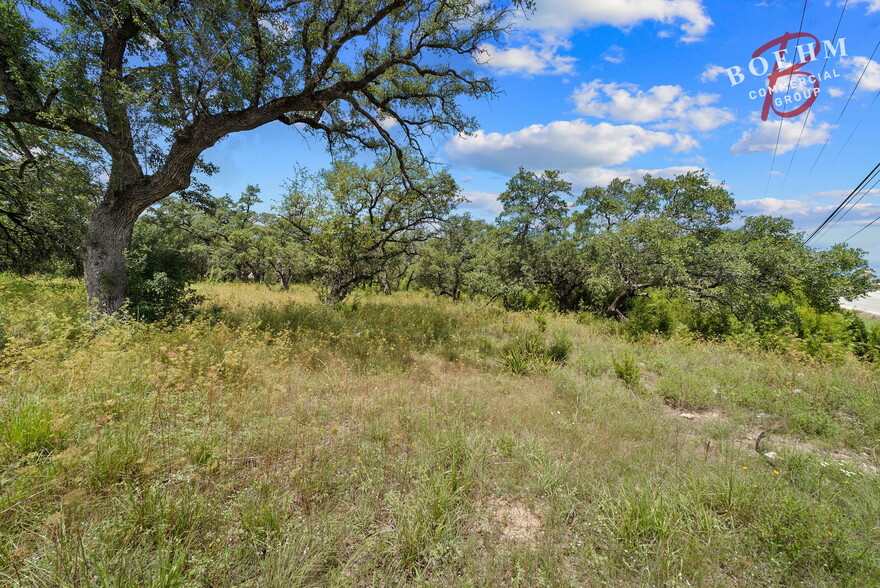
2, 276, 879, 586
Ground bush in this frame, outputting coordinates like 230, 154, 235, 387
125, 245, 204, 323
624, 295, 679, 339
612, 353, 641, 389
547, 333, 573, 364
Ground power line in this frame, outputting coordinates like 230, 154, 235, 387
800, 36, 880, 189
804, 160, 880, 245
843, 212, 880, 243
826, 88, 880, 170
811, 169, 880, 244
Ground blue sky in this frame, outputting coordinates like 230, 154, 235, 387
202, 0, 880, 268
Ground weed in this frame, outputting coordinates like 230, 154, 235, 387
547, 332, 573, 364
501, 347, 530, 375
1, 397, 63, 460
612, 353, 642, 389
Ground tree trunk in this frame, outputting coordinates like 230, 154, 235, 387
83, 199, 142, 314
606, 284, 651, 322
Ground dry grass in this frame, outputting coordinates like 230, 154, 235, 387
1, 277, 879, 586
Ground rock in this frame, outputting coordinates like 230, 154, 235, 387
679, 413, 696, 420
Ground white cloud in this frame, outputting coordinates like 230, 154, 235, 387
378, 116, 398, 130
602, 44, 626, 64
840, 56, 880, 92
738, 196, 880, 221
810, 189, 880, 200
737, 198, 818, 217
446, 119, 688, 175
564, 165, 704, 189
827, 87, 844, 98
461, 190, 503, 216
475, 38, 576, 76
850, 0, 880, 13
572, 80, 735, 132
258, 17, 294, 41
700, 64, 727, 82
522, 0, 712, 42
730, 118, 834, 155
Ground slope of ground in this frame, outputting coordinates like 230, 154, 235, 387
1, 278, 879, 586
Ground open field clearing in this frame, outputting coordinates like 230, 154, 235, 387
1, 278, 879, 586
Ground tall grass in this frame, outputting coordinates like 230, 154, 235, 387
0, 276, 878, 585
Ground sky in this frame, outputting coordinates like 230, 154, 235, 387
200, 0, 880, 269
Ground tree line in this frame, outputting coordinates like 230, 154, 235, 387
128, 160, 878, 347
2, 135, 879, 357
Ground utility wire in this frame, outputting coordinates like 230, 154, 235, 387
804, 160, 880, 244
811, 169, 880, 244
801, 36, 880, 187
843, 211, 880, 243
826, 88, 880, 170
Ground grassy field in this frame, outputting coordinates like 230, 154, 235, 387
859, 313, 880, 329
1, 276, 879, 586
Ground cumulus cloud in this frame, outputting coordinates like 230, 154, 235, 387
476, 39, 576, 76
730, 118, 834, 155
521, 0, 712, 42
738, 196, 880, 222
563, 165, 704, 189
810, 189, 880, 200
475, 0, 711, 78
572, 80, 735, 132
850, 0, 880, 13
446, 119, 690, 175
827, 87, 845, 98
737, 198, 819, 218
700, 64, 727, 82
461, 190, 504, 216
840, 56, 880, 92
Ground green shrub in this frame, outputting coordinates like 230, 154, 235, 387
612, 353, 641, 389
624, 295, 679, 339
125, 226, 204, 323
659, 370, 716, 410
500, 347, 530, 375
499, 331, 572, 374
546, 332, 573, 364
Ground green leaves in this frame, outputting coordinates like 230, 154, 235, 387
275, 155, 459, 303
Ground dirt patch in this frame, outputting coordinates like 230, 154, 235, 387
486, 498, 543, 544
661, 404, 723, 422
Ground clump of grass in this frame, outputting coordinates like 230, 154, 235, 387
659, 370, 717, 410
547, 332, 573, 365
1, 397, 64, 460
501, 347, 530, 375
499, 331, 573, 375
88, 426, 151, 489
